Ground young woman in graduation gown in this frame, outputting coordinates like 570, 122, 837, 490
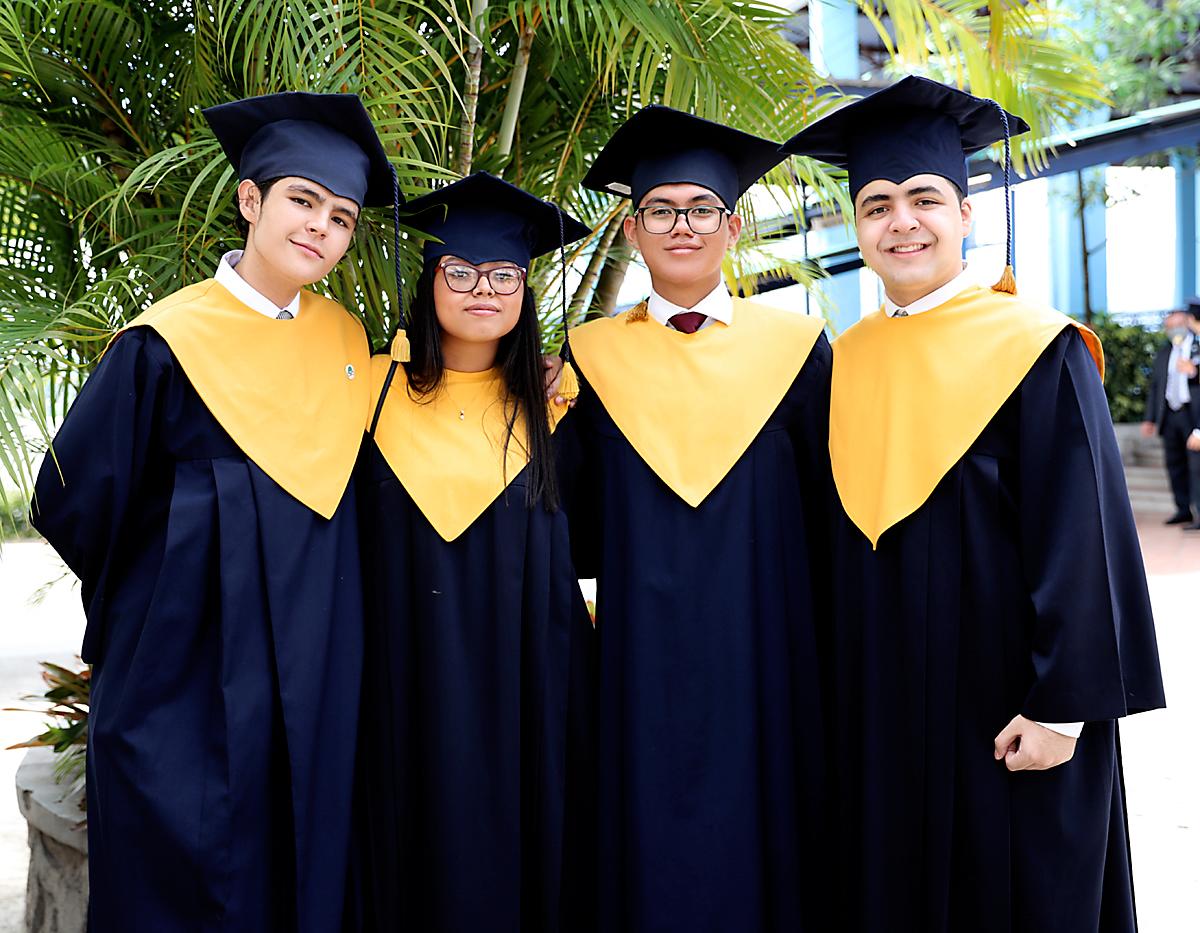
31, 93, 395, 932
348, 172, 596, 933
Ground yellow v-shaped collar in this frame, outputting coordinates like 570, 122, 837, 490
367, 355, 569, 542
570, 297, 826, 507
122, 279, 371, 519
830, 285, 1103, 548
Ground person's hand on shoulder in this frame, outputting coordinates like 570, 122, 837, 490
543, 354, 575, 407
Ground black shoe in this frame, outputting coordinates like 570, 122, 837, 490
1166, 511, 1193, 525
1184, 521, 1200, 531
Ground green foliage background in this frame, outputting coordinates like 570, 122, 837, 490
1089, 313, 1160, 423
1, 0, 1111, 507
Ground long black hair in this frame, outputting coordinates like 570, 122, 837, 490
403, 262, 559, 511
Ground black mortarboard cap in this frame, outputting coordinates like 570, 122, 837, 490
781, 76, 1029, 201
401, 172, 591, 268
1187, 296, 1200, 319
202, 92, 393, 208
582, 105, 787, 210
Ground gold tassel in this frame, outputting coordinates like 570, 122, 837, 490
992, 265, 1017, 296
390, 329, 411, 362
625, 300, 648, 323
557, 360, 581, 401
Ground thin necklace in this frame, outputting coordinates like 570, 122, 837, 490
442, 372, 499, 422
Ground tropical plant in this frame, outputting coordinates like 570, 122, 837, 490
7, 659, 90, 790
2, 0, 1109, 512
1088, 313, 1159, 423
1075, 0, 1200, 114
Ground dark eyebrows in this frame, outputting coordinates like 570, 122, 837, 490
286, 183, 325, 201
857, 184, 947, 212
285, 183, 359, 221
642, 192, 723, 207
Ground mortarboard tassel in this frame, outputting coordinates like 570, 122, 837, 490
390, 165, 412, 361
556, 207, 581, 401
390, 330, 411, 363
558, 359, 581, 400
991, 102, 1017, 296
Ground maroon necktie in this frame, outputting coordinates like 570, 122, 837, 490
668, 311, 707, 334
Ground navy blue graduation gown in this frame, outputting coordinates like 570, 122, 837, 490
31, 328, 363, 933
349, 422, 596, 933
568, 334, 834, 933
830, 327, 1165, 932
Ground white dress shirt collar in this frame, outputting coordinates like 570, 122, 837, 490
883, 263, 974, 318
215, 250, 302, 320
647, 281, 733, 330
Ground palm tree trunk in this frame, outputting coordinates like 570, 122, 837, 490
454, 0, 489, 176
591, 241, 632, 319
570, 214, 622, 320
497, 20, 536, 159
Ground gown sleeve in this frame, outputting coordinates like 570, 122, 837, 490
555, 383, 602, 580
31, 327, 170, 660
789, 332, 835, 663
1016, 327, 1165, 722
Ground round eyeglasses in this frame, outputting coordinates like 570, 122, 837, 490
634, 204, 732, 235
439, 261, 527, 295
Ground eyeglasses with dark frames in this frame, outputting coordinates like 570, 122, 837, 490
634, 204, 732, 235
438, 260, 527, 295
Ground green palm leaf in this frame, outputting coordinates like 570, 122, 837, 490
0, 0, 1121, 511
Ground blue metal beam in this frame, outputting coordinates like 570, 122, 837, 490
969, 98, 1200, 193
1175, 151, 1199, 306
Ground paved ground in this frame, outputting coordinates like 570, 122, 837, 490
1113, 516, 1200, 932
0, 543, 82, 933
0, 520, 1196, 932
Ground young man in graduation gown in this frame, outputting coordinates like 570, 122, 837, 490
31, 92, 393, 933
349, 172, 596, 933
783, 76, 1165, 933
567, 106, 833, 932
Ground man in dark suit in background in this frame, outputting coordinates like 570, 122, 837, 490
1142, 302, 1200, 527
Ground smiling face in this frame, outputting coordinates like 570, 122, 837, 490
432, 256, 525, 367
854, 173, 972, 308
623, 182, 741, 307
239, 175, 358, 292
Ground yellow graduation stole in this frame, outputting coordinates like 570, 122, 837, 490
121, 279, 371, 519
368, 356, 570, 542
830, 285, 1104, 548
569, 297, 826, 507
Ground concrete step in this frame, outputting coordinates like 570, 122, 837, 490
1122, 460, 1179, 516
1112, 423, 1166, 468
1134, 443, 1166, 468
1125, 464, 1175, 490
1128, 492, 1183, 516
